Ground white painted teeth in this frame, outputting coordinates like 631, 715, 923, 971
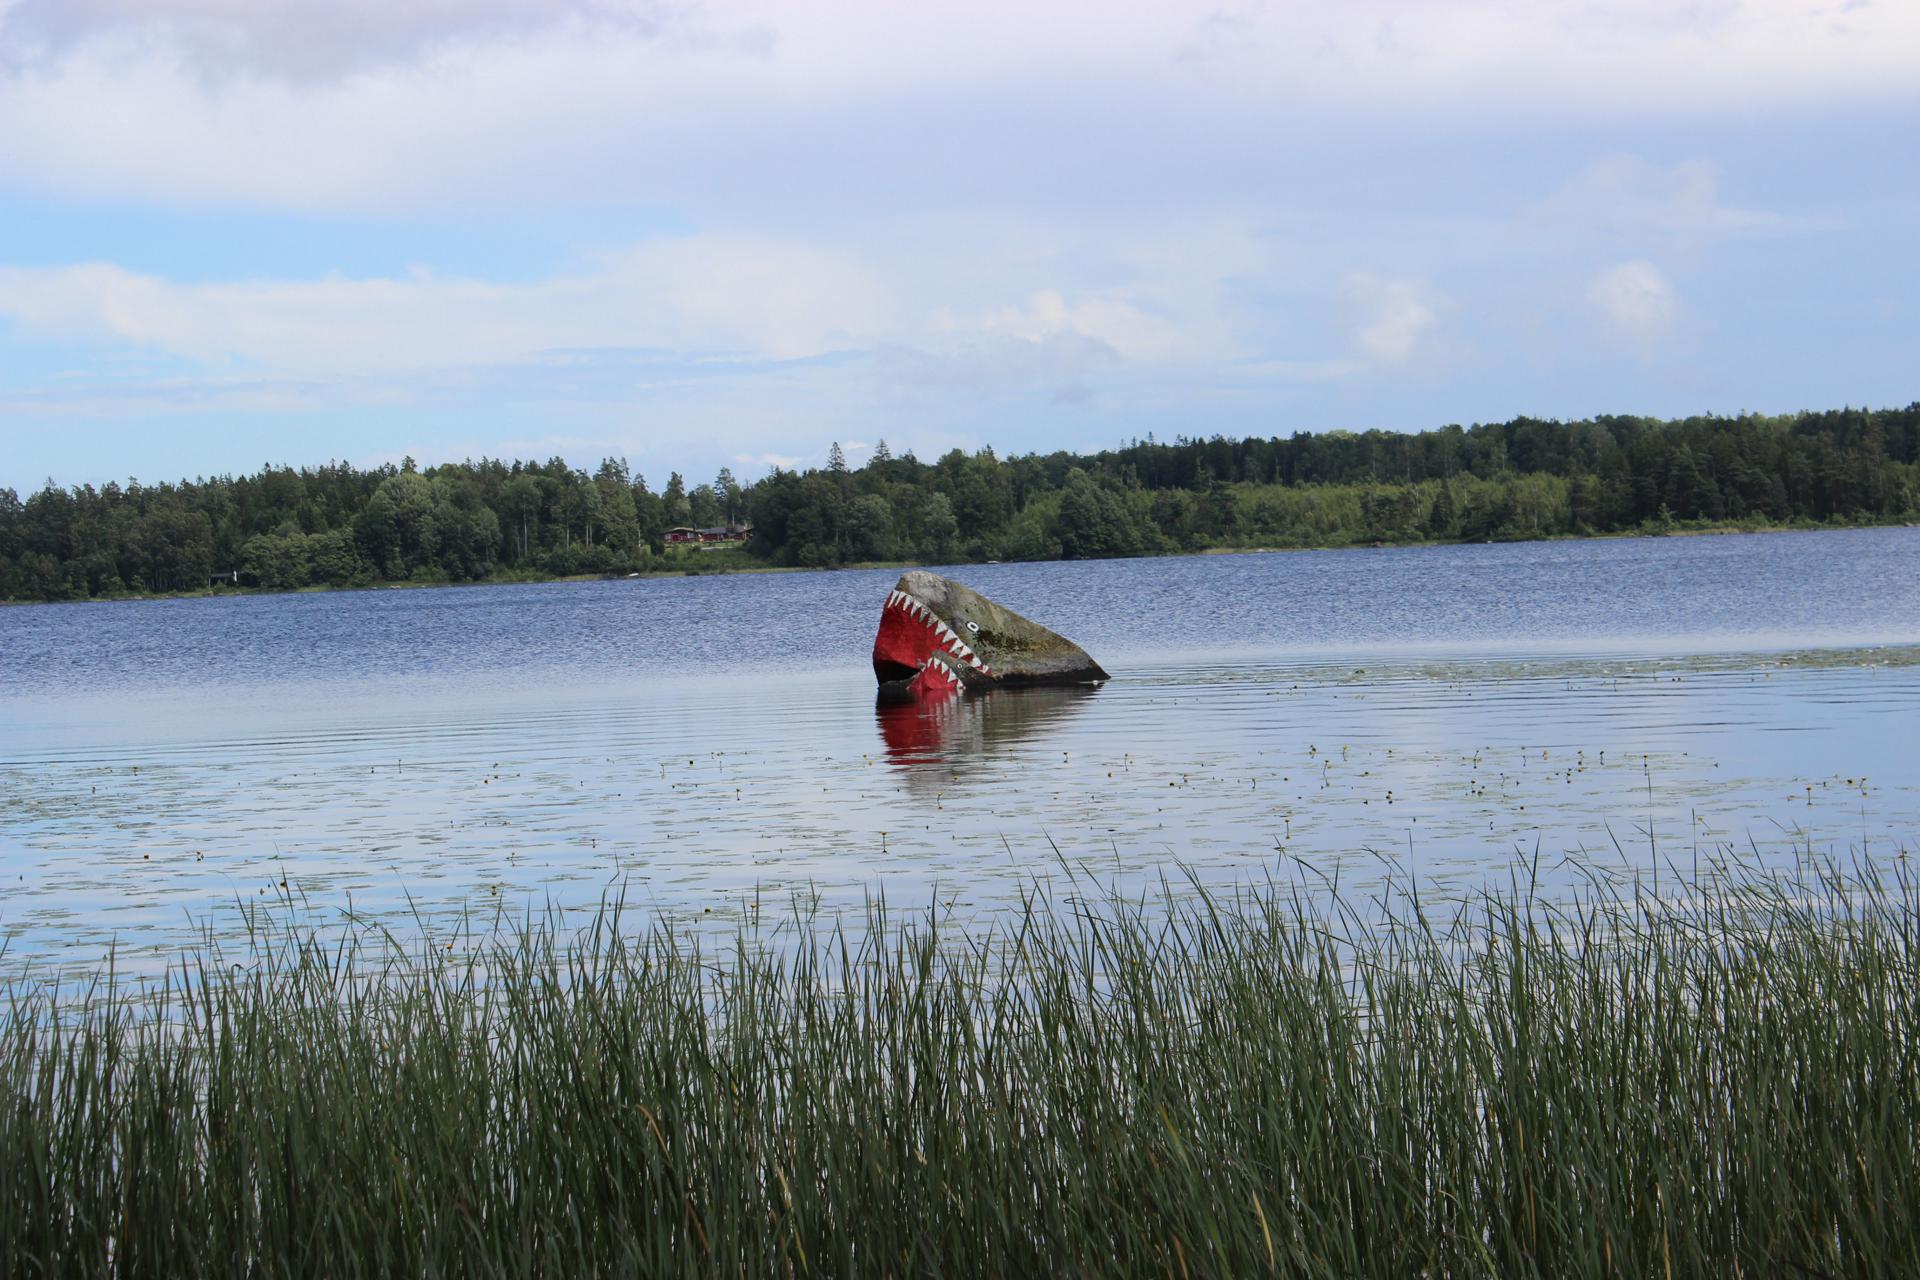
887, 590, 990, 674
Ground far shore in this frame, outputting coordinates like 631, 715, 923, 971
4, 515, 1915, 608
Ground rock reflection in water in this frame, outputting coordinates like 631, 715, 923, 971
875, 685, 1100, 784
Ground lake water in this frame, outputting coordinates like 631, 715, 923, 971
3, 528, 1918, 971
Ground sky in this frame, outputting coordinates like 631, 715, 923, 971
0, 0, 1916, 492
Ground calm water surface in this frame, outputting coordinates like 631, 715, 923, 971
3, 528, 1918, 969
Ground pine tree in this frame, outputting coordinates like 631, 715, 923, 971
827, 442, 849, 474
1426, 482, 1457, 538
663, 472, 689, 527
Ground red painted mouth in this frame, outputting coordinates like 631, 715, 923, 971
872, 589, 991, 691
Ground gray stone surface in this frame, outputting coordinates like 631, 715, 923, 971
877, 570, 1109, 691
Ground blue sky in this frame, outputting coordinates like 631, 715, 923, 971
0, 0, 1915, 492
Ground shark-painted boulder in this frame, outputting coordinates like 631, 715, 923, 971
872, 570, 1109, 699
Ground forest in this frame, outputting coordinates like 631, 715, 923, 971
2, 405, 1916, 602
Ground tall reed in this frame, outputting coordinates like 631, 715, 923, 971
3, 857, 1915, 1277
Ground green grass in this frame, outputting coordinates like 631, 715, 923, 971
3, 857, 1916, 1277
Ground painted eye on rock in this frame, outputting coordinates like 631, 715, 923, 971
965, 620, 979, 633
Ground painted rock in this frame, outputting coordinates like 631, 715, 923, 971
872, 570, 1109, 699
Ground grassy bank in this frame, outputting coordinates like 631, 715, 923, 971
4, 861, 1916, 1276
0, 544, 785, 606
8, 513, 1917, 608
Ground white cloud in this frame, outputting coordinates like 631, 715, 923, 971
0, 234, 894, 373
0, 208, 1305, 428
10, 1, 1916, 101
873, 335, 1118, 405
937, 289, 1186, 363
0, 0, 744, 80
1344, 273, 1439, 365
0, 3, 1914, 211
1534, 154, 1837, 253
1588, 260, 1679, 344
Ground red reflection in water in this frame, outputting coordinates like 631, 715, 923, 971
874, 685, 1101, 771
874, 696, 961, 763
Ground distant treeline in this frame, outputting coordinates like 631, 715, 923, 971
2, 405, 1916, 601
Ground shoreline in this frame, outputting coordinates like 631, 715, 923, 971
3, 514, 1913, 608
